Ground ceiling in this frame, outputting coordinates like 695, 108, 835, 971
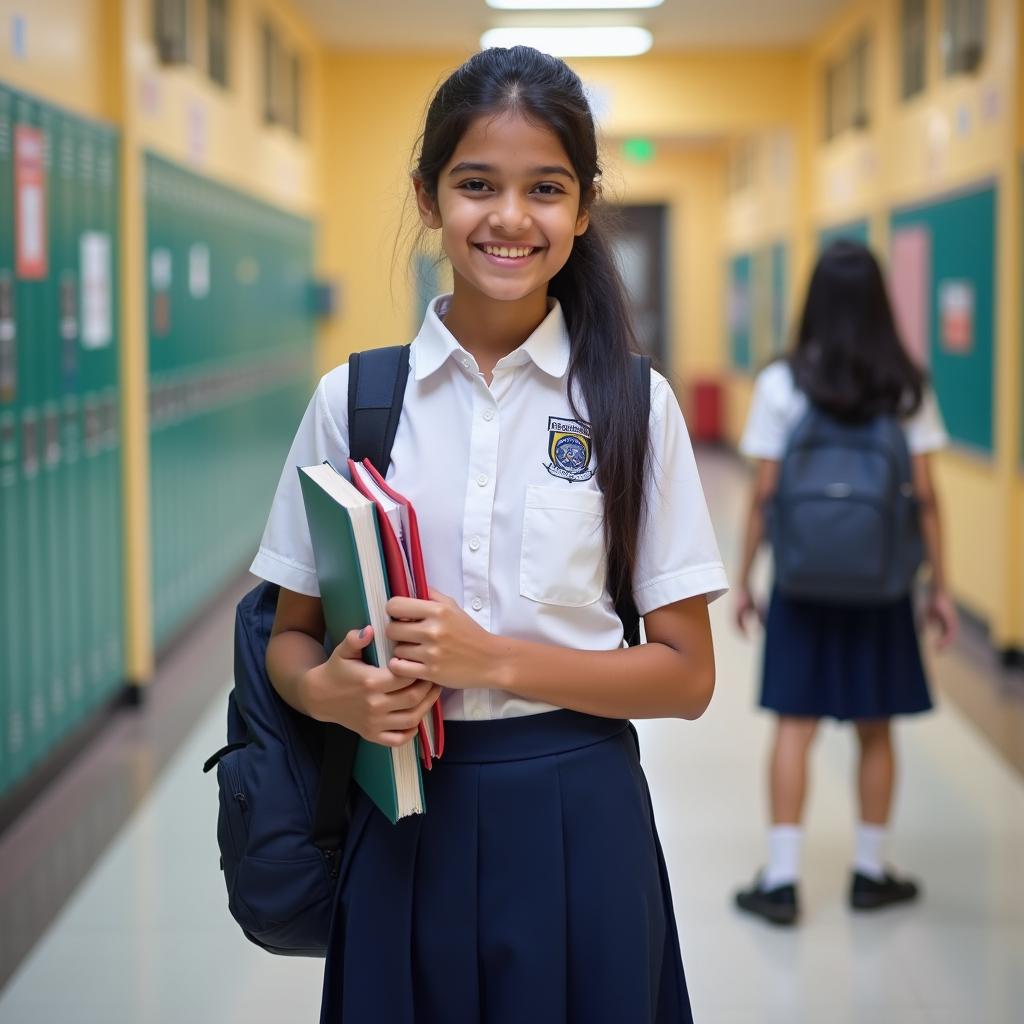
289, 0, 852, 52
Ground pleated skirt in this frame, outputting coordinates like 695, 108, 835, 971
320, 710, 693, 1024
761, 587, 933, 721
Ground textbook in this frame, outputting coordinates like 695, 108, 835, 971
347, 458, 445, 767
297, 462, 425, 823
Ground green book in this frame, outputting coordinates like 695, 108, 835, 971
297, 461, 425, 823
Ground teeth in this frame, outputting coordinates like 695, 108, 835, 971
483, 245, 534, 258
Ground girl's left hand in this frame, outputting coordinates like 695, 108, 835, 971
385, 588, 500, 690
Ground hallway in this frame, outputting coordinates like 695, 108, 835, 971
0, 450, 1021, 1023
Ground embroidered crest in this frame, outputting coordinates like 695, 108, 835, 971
545, 416, 595, 481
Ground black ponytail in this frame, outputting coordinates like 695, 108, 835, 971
413, 46, 648, 608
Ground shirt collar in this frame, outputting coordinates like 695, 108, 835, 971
412, 294, 571, 381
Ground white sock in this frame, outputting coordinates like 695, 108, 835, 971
853, 823, 887, 880
762, 825, 802, 889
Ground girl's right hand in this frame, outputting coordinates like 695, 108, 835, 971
301, 626, 441, 747
734, 586, 763, 635
924, 587, 959, 651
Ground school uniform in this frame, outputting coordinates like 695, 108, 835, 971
252, 295, 728, 1024
740, 360, 949, 722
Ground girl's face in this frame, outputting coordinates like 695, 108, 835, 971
415, 112, 590, 307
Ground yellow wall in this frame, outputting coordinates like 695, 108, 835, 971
0, 0, 115, 119
719, 0, 1023, 650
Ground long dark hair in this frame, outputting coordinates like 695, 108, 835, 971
789, 240, 925, 421
413, 47, 647, 609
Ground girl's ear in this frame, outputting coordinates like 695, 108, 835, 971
574, 186, 594, 237
413, 177, 442, 229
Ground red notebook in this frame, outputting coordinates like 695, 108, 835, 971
347, 457, 445, 768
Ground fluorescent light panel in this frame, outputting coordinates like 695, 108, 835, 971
486, 0, 663, 8
481, 26, 653, 57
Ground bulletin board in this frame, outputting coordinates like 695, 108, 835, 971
727, 252, 752, 373
769, 241, 789, 357
889, 183, 996, 454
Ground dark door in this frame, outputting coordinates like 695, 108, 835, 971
609, 204, 668, 371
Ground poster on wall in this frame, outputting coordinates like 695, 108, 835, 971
938, 279, 975, 354
15, 125, 47, 280
889, 226, 931, 367
189, 243, 210, 299
80, 232, 112, 349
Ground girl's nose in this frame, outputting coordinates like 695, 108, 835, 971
489, 194, 531, 233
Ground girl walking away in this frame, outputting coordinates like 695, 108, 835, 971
252, 47, 728, 1022
733, 241, 958, 926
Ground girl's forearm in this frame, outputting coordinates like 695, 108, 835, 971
266, 629, 328, 717
738, 497, 765, 589
488, 638, 714, 720
919, 498, 947, 591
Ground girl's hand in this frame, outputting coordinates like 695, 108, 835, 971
386, 588, 499, 690
302, 627, 441, 747
924, 586, 959, 651
734, 586, 763, 635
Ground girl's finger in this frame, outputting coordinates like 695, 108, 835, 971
375, 728, 418, 748
391, 656, 433, 681
386, 596, 434, 620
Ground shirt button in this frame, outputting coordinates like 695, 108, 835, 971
483, 409, 494, 422
461, 357, 472, 368
476, 473, 488, 487
471, 597, 483, 611
469, 536, 481, 551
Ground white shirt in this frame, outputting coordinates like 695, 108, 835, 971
251, 295, 728, 721
740, 361, 949, 460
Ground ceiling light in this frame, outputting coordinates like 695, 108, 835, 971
486, 1, 663, 8
480, 26, 653, 57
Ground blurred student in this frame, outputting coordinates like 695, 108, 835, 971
732, 240, 958, 926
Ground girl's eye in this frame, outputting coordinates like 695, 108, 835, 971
460, 179, 491, 193
533, 183, 564, 196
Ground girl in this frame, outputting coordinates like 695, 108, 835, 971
251, 47, 728, 1023
733, 241, 958, 926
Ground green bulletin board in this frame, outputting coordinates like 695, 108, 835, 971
889, 184, 995, 454
728, 252, 752, 373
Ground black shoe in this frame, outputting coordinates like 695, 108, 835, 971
735, 873, 799, 926
849, 869, 920, 911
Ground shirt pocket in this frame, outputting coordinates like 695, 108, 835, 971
520, 484, 607, 607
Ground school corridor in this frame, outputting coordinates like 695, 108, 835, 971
2, 0, 1024, 1021
0, 449, 1021, 1023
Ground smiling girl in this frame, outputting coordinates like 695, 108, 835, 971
251, 46, 728, 1024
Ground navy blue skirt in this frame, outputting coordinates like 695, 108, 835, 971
761, 587, 933, 720
320, 710, 693, 1024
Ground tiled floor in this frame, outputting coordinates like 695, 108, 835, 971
0, 450, 1022, 1023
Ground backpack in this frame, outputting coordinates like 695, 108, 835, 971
203, 346, 650, 957
767, 404, 923, 605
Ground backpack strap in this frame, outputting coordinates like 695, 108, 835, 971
614, 352, 650, 648
311, 345, 411, 871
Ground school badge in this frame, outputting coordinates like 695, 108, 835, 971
545, 416, 596, 482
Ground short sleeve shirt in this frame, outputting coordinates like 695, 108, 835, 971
739, 361, 948, 460
251, 295, 729, 720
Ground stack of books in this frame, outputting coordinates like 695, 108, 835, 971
297, 459, 444, 823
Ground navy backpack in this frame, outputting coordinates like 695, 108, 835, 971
768, 405, 923, 605
203, 347, 650, 957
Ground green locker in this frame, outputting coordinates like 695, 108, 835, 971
37, 102, 65, 738
13, 90, 45, 780
0, 84, 14, 792
144, 153, 314, 649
